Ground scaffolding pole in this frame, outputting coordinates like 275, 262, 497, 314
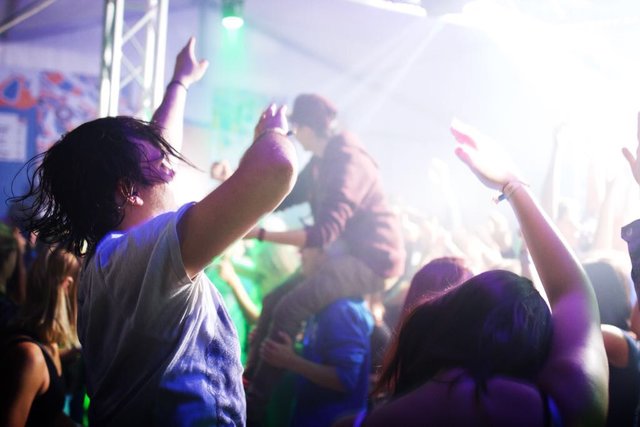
99, 0, 169, 118
0, 0, 58, 36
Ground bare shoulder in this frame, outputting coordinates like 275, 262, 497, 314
4, 340, 46, 369
1, 340, 48, 392
0, 340, 49, 427
601, 324, 630, 367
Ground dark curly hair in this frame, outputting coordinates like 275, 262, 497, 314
376, 270, 553, 399
11, 116, 190, 256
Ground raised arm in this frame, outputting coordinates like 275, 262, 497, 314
151, 37, 209, 152
218, 258, 260, 324
451, 122, 608, 426
178, 104, 297, 278
540, 124, 564, 219
622, 112, 640, 186
622, 112, 640, 301
590, 176, 617, 252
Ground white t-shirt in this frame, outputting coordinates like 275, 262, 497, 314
78, 204, 245, 426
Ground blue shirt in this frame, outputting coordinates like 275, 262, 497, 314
291, 298, 374, 427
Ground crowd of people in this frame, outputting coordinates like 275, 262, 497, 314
1, 36, 640, 427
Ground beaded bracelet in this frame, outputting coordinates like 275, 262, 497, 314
494, 181, 529, 203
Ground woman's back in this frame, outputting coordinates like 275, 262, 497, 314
362, 369, 551, 427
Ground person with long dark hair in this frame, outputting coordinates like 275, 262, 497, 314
1, 245, 80, 427
341, 123, 608, 426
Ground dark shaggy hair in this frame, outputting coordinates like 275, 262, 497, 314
11, 116, 190, 256
376, 270, 553, 399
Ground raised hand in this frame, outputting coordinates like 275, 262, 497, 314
254, 104, 289, 141
172, 37, 209, 88
622, 112, 640, 185
450, 119, 521, 191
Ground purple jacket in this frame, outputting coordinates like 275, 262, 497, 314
277, 132, 405, 279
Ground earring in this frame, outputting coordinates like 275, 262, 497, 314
128, 191, 143, 206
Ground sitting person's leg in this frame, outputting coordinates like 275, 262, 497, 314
272, 254, 384, 337
244, 273, 304, 380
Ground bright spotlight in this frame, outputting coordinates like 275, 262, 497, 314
222, 0, 244, 30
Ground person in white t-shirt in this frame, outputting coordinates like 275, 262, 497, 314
14, 37, 297, 426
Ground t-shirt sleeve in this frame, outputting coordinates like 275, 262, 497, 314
316, 302, 372, 392
91, 203, 196, 336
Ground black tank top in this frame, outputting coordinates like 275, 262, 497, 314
3, 334, 66, 427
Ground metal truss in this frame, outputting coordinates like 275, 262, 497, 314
99, 0, 169, 119
0, 0, 58, 36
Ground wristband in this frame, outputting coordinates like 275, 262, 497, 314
494, 181, 528, 203
168, 80, 188, 91
257, 227, 266, 242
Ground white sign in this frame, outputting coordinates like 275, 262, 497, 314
0, 112, 27, 162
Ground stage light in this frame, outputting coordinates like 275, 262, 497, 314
222, 0, 244, 30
